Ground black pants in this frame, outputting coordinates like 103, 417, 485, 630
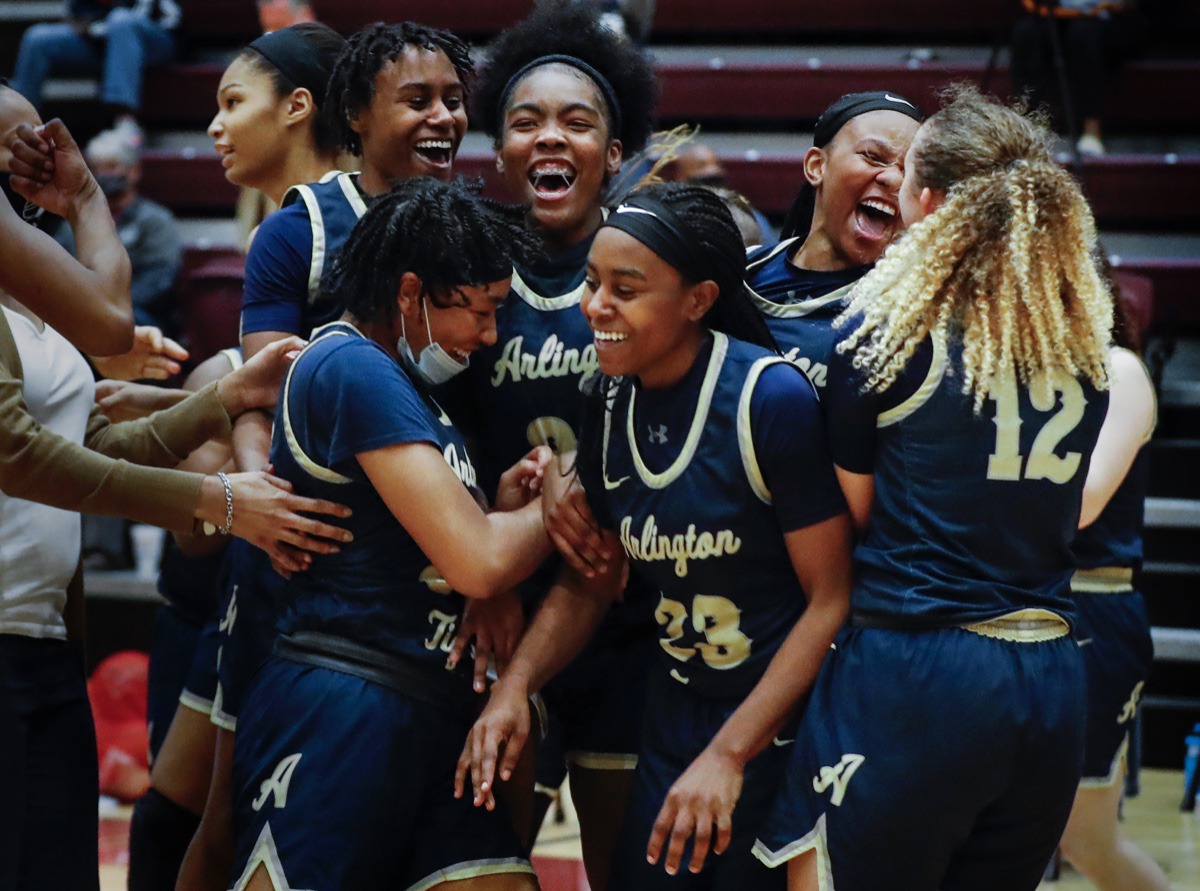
0, 637, 100, 891
1010, 12, 1148, 122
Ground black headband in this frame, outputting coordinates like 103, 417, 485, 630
602, 195, 722, 285
814, 91, 923, 147
248, 26, 344, 104
498, 54, 622, 136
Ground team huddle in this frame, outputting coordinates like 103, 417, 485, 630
2, 3, 1161, 890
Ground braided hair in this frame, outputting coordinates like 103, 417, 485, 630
324, 22, 473, 156
575, 182, 777, 486
237, 24, 346, 154
473, 2, 657, 156
325, 178, 541, 328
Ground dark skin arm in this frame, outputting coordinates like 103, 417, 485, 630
4, 120, 133, 354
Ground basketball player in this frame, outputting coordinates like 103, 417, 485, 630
457, 183, 854, 889
753, 86, 1115, 891
228, 178, 546, 891
455, 6, 658, 883
747, 92, 922, 389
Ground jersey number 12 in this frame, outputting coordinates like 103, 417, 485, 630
986, 374, 1085, 484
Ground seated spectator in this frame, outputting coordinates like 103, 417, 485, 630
55, 128, 184, 339
1010, 0, 1149, 156
257, 0, 316, 32
667, 142, 777, 246
10, 0, 182, 140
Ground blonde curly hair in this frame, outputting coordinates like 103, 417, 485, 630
836, 85, 1112, 409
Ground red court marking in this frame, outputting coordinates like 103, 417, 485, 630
533, 856, 591, 891
98, 818, 130, 867
101, 823, 590, 884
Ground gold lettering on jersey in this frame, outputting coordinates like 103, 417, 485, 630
783, 347, 827, 388
425, 609, 458, 654
618, 515, 742, 578
489, 334, 599, 387
443, 443, 477, 489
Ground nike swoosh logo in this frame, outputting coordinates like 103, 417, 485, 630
669, 669, 690, 685
772, 737, 795, 747
885, 94, 917, 108
604, 475, 630, 490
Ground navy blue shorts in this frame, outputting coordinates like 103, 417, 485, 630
1075, 591, 1154, 786
230, 657, 534, 891
213, 542, 280, 732
536, 623, 653, 788
146, 605, 203, 760
178, 613, 221, 718
754, 625, 1085, 891
609, 670, 788, 890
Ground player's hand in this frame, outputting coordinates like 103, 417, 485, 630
454, 676, 530, 810
217, 336, 305, 417
449, 589, 525, 692
494, 446, 551, 512
543, 453, 612, 577
7, 119, 101, 219
91, 326, 188, 381
200, 471, 353, 574
647, 747, 743, 876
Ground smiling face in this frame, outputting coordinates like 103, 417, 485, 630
582, 227, 716, 388
208, 55, 291, 189
499, 64, 622, 247
395, 273, 510, 364
352, 47, 468, 188
803, 109, 921, 268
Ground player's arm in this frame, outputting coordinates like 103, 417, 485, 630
1080, 348, 1155, 528
453, 553, 624, 808
648, 365, 855, 876
233, 208, 313, 471
359, 443, 553, 599
170, 353, 242, 557
231, 331, 290, 472
4, 120, 133, 354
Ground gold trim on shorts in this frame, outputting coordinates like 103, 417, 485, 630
1071, 566, 1135, 594
961, 608, 1070, 643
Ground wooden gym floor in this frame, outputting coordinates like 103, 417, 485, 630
98, 768, 1199, 890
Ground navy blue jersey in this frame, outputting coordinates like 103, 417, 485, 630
241, 172, 367, 338
746, 237, 867, 390
269, 322, 482, 672
1073, 350, 1155, 572
826, 336, 1109, 627
458, 236, 597, 497
588, 333, 845, 699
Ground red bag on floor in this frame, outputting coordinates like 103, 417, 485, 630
89, 651, 151, 803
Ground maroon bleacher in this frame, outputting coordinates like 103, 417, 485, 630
138, 148, 1200, 229
137, 58, 1200, 129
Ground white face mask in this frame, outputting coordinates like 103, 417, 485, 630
397, 297, 469, 386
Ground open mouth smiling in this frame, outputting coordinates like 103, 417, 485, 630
414, 138, 454, 167
528, 160, 577, 201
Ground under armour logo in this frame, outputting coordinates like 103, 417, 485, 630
648, 424, 669, 444
812, 754, 865, 807
252, 753, 302, 812
1117, 681, 1145, 725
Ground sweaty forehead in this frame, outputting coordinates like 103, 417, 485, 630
832, 110, 921, 152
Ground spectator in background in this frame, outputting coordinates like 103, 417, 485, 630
55, 128, 184, 340
1010, 0, 1149, 157
257, 0, 316, 32
10, 0, 182, 142
667, 142, 777, 246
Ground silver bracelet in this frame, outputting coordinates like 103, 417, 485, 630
216, 471, 234, 535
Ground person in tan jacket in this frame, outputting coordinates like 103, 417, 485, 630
0, 90, 350, 890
